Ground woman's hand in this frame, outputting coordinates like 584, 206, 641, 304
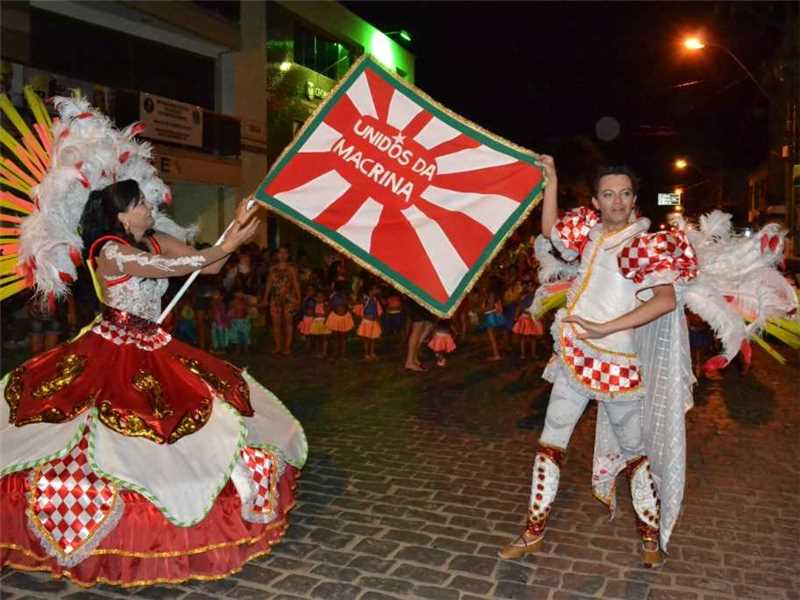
222, 213, 260, 253
562, 314, 611, 340
234, 195, 261, 225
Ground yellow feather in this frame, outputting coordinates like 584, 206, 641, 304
0, 278, 28, 301
750, 334, 787, 365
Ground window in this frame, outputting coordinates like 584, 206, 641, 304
293, 26, 352, 79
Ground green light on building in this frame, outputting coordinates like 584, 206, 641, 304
369, 31, 397, 70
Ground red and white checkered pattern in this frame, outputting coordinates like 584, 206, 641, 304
92, 319, 171, 351
31, 433, 116, 557
553, 207, 599, 256
562, 335, 641, 394
240, 447, 277, 515
618, 230, 698, 284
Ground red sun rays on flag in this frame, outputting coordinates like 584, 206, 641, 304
258, 56, 544, 317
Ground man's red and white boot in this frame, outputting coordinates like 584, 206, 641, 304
498, 444, 565, 560
626, 456, 665, 568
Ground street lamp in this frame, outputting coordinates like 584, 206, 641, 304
681, 35, 770, 101
674, 158, 688, 170
683, 37, 705, 51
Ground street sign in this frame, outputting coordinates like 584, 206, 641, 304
658, 193, 681, 206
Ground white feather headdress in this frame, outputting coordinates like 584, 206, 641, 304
13, 93, 196, 302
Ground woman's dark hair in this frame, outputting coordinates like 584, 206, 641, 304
79, 179, 149, 257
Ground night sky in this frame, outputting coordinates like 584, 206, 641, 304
342, 1, 790, 218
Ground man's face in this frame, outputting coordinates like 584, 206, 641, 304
591, 174, 636, 227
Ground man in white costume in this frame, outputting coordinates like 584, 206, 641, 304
499, 158, 700, 567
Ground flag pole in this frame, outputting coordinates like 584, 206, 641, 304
157, 198, 257, 324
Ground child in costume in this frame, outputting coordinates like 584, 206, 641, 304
502, 269, 524, 346
326, 280, 354, 358
174, 295, 198, 344
428, 320, 456, 367
512, 275, 544, 359
228, 291, 252, 354
481, 277, 506, 361
309, 290, 331, 357
297, 286, 316, 340
0, 92, 306, 586
356, 282, 383, 360
382, 290, 406, 339
209, 291, 230, 354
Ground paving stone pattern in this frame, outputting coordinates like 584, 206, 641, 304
1, 337, 798, 599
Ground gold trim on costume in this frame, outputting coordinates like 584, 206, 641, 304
4, 368, 24, 422
558, 336, 642, 398
167, 400, 211, 444
14, 393, 95, 427
562, 226, 639, 370
177, 356, 230, 392
25, 466, 120, 562
131, 371, 173, 419
97, 401, 165, 444
0, 496, 298, 589
592, 481, 616, 510
31, 354, 87, 400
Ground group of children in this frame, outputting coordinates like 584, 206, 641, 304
292, 265, 546, 365
170, 245, 547, 364
174, 290, 260, 354
297, 280, 399, 360
477, 272, 544, 361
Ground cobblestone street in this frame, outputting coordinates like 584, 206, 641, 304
2, 337, 798, 600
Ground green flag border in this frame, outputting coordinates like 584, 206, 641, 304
255, 55, 545, 318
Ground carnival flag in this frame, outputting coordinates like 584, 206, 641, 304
256, 56, 545, 317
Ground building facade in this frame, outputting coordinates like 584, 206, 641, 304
1, 0, 414, 253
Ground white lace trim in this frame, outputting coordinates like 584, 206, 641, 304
102, 276, 168, 322
102, 242, 206, 273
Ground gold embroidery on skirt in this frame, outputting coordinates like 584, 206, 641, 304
167, 400, 212, 444
31, 354, 87, 400
97, 401, 165, 444
4, 367, 24, 422
177, 357, 230, 392
132, 371, 173, 418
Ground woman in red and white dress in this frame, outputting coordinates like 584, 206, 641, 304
0, 180, 307, 587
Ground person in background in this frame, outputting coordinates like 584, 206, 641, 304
503, 267, 524, 349
356, 281, 383, 361
28, 298, 62, 354
428, 319, 456, 367
404, 299, 434, 372
262, 246, 301, 356
297, 285, 316, 348
382, 288, 406, 344
512, 275, 544, 359
326, 280, 354, 358
228, 291, 251, 355
210, 291, 230, 354
174, 294, 198, 344
481, 276, 506, 361
309, 289, 331, 357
